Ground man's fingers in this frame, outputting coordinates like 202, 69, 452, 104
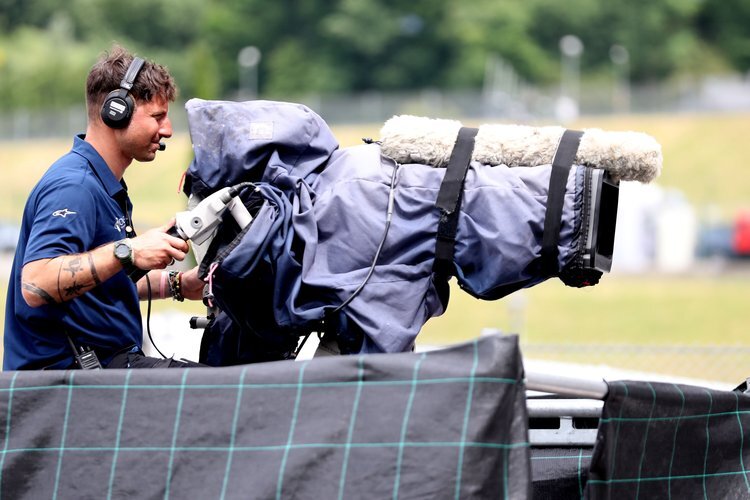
166, 246, 187, 263
159, 217, 177, 233
165, 234, 189, 252
129, 230, 188, 270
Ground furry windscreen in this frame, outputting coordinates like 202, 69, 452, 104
379, 115, 662, 184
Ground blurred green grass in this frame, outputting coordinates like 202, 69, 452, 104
2, 113, 750, 367
419, 275, 750, 347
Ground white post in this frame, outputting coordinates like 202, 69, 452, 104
237, 46, 262, 100
609, 44, 631, 114
557, 35, 584, 123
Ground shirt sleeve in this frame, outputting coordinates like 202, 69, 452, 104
23, 182, 98, 265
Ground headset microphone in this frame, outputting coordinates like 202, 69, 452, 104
158, 142, 166, 151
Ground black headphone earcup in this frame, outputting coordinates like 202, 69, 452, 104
101, 89, 134, 129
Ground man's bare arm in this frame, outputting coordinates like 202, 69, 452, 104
136, 270, 166, 300
21, 222, 190, 308
21, 243, 122, 308
135, 267, 204, 301
21, 282, 56, 305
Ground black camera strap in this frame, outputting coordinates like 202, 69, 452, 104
540, 129, 584, 277
433, 126, 478, 277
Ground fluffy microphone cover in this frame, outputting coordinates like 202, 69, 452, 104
379, 115, 662, 183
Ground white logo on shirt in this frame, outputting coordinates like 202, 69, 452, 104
52, 208, 77, 218
114, 216, 127, 233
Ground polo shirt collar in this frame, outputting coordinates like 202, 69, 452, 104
72, 134, 129, 198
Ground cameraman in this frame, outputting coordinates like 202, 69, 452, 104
3, 46, 205, 370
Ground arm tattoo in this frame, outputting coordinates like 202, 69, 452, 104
63, 282, 88, 297
63, 256, 83, 277
57, 259, 62, 300
57, 255, 93, 301
22, 282, 57, 305
87, 253, 101, 286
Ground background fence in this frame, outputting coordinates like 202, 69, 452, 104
521, 342, 749, 389
3, 75, 750, 140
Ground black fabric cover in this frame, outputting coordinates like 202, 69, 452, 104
586, 380, 750, 499
0, 334, 530, 499
531, 447, 593, 499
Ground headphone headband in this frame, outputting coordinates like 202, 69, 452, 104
120, 57, 145, 92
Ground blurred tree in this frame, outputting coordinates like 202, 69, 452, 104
529, 0, 705, 82
697, 0, 750, 72
263, 39, 350, 95
199, 0, 457, 94
448, 0, 557, 85
0, 22, 96, 111
598, 0, 704, 81
200, 0, 311, 95
68, 0, 207, 51
0, 0, 749, 110
186, 41, 223, 100
321, 0, 456, 90
0, 0, 61, 32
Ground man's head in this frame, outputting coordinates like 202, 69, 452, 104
86, 45, 177, 124
85, 45, 177, 166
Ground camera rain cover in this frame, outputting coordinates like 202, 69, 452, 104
183, 99, 661, 363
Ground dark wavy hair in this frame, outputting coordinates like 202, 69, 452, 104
85, 44, 177, 121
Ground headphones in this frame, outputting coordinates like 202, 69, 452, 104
100, 57, 145, 129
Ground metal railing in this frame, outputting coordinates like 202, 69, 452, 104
522, 342, 749, 388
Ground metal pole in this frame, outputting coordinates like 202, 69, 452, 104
526, 369, 609, 399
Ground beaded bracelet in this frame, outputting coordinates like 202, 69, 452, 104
167, 270, 184, 302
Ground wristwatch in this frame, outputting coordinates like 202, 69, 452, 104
113, 238, 135, 270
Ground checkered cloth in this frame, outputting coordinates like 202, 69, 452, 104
0, 334, 529, 499
532, 447, 592, 499
586, 380, 750, 499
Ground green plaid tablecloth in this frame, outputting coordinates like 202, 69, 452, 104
0, 334, 529, 499
587, 380, 750, 499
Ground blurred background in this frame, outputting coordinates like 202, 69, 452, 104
1, 0, 749, 386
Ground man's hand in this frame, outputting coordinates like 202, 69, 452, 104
130, 219, 189, 271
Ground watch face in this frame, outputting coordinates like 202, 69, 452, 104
115, 240, 132, 262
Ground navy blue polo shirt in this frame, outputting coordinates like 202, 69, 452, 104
3, 135, 142, 370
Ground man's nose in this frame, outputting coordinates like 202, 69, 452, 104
160, 117, 173, 138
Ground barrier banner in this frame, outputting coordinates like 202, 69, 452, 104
0, 334, 529, 499
531, 447, 592, 499
586, 380, 750, 499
